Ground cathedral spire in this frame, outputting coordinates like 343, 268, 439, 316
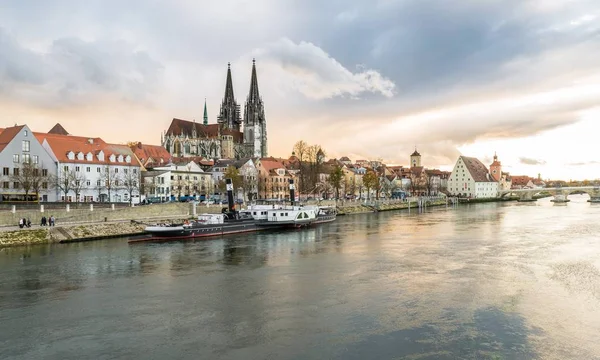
224, 62, 235, 102
248, 58, 260, 104
217, 62, 242, 131
203, 98, 208, 125
243, 58, 268, 158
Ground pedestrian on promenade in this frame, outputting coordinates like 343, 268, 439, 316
50, 215, 55, 226
19, 218, 23, 229
26, 218, 31, 228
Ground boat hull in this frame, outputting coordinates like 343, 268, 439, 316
129, 212, 338, 244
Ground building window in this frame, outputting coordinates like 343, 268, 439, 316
75, 166, 80, 172
42, 169, 48, 177
13, 168, 19, 176
13, 182, 19, 189
133, 169, 137, 174
124, 168, 128, 174
32, 155, 39, 164
97, 180, 101, 186
86, 180, 91, 186
115, 168, 119, 173
42, 182, 48, 189
86, 167, 91, 172
2, 168, 8, 176
97, 168, 101, 173
22, 140, 30, 152
13, 154, 19, 163
2, 182, 8, 189
63, 166, 68, 172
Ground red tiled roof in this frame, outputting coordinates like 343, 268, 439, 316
35, 132, 139, 166
130, 142, 171, 167
461, 156, 494, 182
0, 125, 25, 152
511, 176, 532, 186
258, 157, 286, 172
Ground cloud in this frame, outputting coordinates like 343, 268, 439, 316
519, 157, 547, 165
0, 28, 163, 107
567, 161, 600, 166
247, 38, 395, 100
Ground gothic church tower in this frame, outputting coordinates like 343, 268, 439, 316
217, 63, 242, 131
243, 59, 268, 158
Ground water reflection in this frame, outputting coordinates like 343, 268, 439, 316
1, 201, 600, 359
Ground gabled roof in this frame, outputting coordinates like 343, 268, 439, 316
461, 156, 494, 182
165, 118, 243, 143
35, 132, 139, 166
0, 125, 25, 152
411, 166, 424, 177
48, 123, 69, 135
130, 142, 171, 167
258, 157, 286, 172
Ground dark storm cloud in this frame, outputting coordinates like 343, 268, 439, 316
519, 157, 547, 165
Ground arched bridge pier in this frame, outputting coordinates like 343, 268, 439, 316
498, 186, 600, 203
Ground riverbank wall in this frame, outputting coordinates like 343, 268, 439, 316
0, 197, 511, 248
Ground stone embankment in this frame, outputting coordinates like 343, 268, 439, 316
336, 198, 448, 215
0, 202, 228, 248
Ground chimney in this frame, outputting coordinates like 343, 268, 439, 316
88, 138, 93, 144
226, 178, 235, 213
137, 142, 143, 149
289, 178, 295, 206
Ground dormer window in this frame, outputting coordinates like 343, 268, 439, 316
97, 151, 104, 161
86, 152, 93, 161
67, 151, 75, 160
125, 155, 131, 163
118, 155, 124, 162
109, 154, 116, 162
77, 152, 84, 160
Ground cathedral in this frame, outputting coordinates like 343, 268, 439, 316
162, 60, 268, 160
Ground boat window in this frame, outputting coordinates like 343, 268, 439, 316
253, 212, 257, 215
285, 213, 288, 216
280, 213, 284, 216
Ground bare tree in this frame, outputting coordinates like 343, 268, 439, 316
122, 166, 141, 205
100, 165, 122, 202
293, 140, 308, 194
71, 171, 88, 202
11, 161, 50, 203
50, 167, 77, 201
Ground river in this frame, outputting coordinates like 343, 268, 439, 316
1, 196, 599, 359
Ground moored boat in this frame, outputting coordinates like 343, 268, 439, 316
129, 178, 336, 243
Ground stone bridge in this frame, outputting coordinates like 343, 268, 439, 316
498, 186, 600, 203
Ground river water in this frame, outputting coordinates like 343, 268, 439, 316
1, 196, 599, 359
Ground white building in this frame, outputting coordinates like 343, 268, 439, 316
447, 156, 498, 198
0, 125, 59, 202
210, 158, 258, 201
35, 130, 142, 203
148, 160, 213, 201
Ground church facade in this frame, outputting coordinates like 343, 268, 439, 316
162, 60, 268, 160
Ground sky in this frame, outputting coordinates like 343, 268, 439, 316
1, 0, 599, 180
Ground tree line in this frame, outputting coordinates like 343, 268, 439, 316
1, 160, 140, 204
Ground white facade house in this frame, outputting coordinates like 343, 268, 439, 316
149, 160, 213, 201
0, 125, 59, 202
210, 158, 258, 201
447, 156, 498, 198
36, 132, 142, 203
